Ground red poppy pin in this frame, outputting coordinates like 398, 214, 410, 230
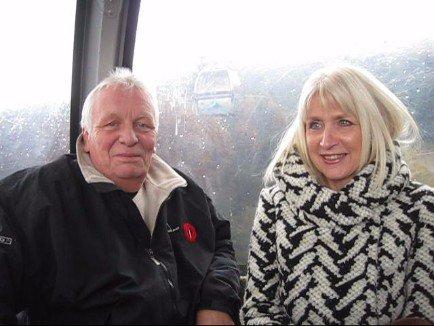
182, 222, 197, 243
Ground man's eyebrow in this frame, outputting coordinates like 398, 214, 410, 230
136, 113, 154, 120
97, 113, 118, 122
135, 111, 155, 123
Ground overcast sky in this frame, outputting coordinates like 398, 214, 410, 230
135, 0, 434, 86
0, 0, 432, 109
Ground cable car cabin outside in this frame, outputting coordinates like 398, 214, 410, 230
193, 68, 241, 115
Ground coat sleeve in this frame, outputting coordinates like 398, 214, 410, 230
0, 203, 23, 324
196, 195, 242, 321
402, 188, 434, 323
240, 188, 288, 325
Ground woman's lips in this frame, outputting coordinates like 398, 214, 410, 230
321, 153, 346, 164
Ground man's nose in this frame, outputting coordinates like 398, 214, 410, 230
119, 125, 138, 146
319, 126, 338, 149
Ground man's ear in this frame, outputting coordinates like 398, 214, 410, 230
83, 129, 91, 153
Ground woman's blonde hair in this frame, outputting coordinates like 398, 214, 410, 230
264, 64, 420, 188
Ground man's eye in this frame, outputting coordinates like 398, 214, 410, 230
106, 121, 118, 127
136, 122, 153, 130
308, 121, 322, 130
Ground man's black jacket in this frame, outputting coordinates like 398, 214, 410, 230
0, 155, 241, 324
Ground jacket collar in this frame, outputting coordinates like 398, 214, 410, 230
76, 134, 115, 188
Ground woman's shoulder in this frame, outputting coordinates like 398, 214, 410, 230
403, 181, 434, 224
258, 184, 284, 206
405, 180, 434, 200
253, 185, 285, 225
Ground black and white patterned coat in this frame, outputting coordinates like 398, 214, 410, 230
241, 151, 434, 325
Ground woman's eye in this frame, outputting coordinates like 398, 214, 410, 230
308, 121, 322, 130
339, 119, 352, 126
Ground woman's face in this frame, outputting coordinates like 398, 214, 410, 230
305, 96, 362, 191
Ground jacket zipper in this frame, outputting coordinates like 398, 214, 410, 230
147, 248, 175, 288
147, 248, 177, 317
147, 191, 178, 311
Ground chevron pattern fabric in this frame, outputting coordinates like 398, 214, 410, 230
241, 150, 434, 325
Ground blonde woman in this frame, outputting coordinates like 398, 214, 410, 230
241, 65, 433, 325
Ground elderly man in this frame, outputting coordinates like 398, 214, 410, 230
0, 69, 241, 324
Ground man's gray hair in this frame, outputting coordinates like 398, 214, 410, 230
80, 67, 159, 133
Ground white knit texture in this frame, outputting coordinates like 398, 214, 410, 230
241, 151, 434, 325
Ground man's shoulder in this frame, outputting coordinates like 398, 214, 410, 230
173, 169, 200, 189
170, 168, 215, 210
172, 168, 210, 198
0, 154, 78, 195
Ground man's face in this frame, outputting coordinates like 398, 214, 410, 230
83, 85, 156, 190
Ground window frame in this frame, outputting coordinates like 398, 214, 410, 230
69, 0, 141, 153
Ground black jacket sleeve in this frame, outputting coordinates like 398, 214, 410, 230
197, 196, 242, 321
0, 202, 23, 324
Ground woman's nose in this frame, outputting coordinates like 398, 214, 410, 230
319, 126, 338, 149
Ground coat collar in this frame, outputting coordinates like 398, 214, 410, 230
274, 148, 410, 226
